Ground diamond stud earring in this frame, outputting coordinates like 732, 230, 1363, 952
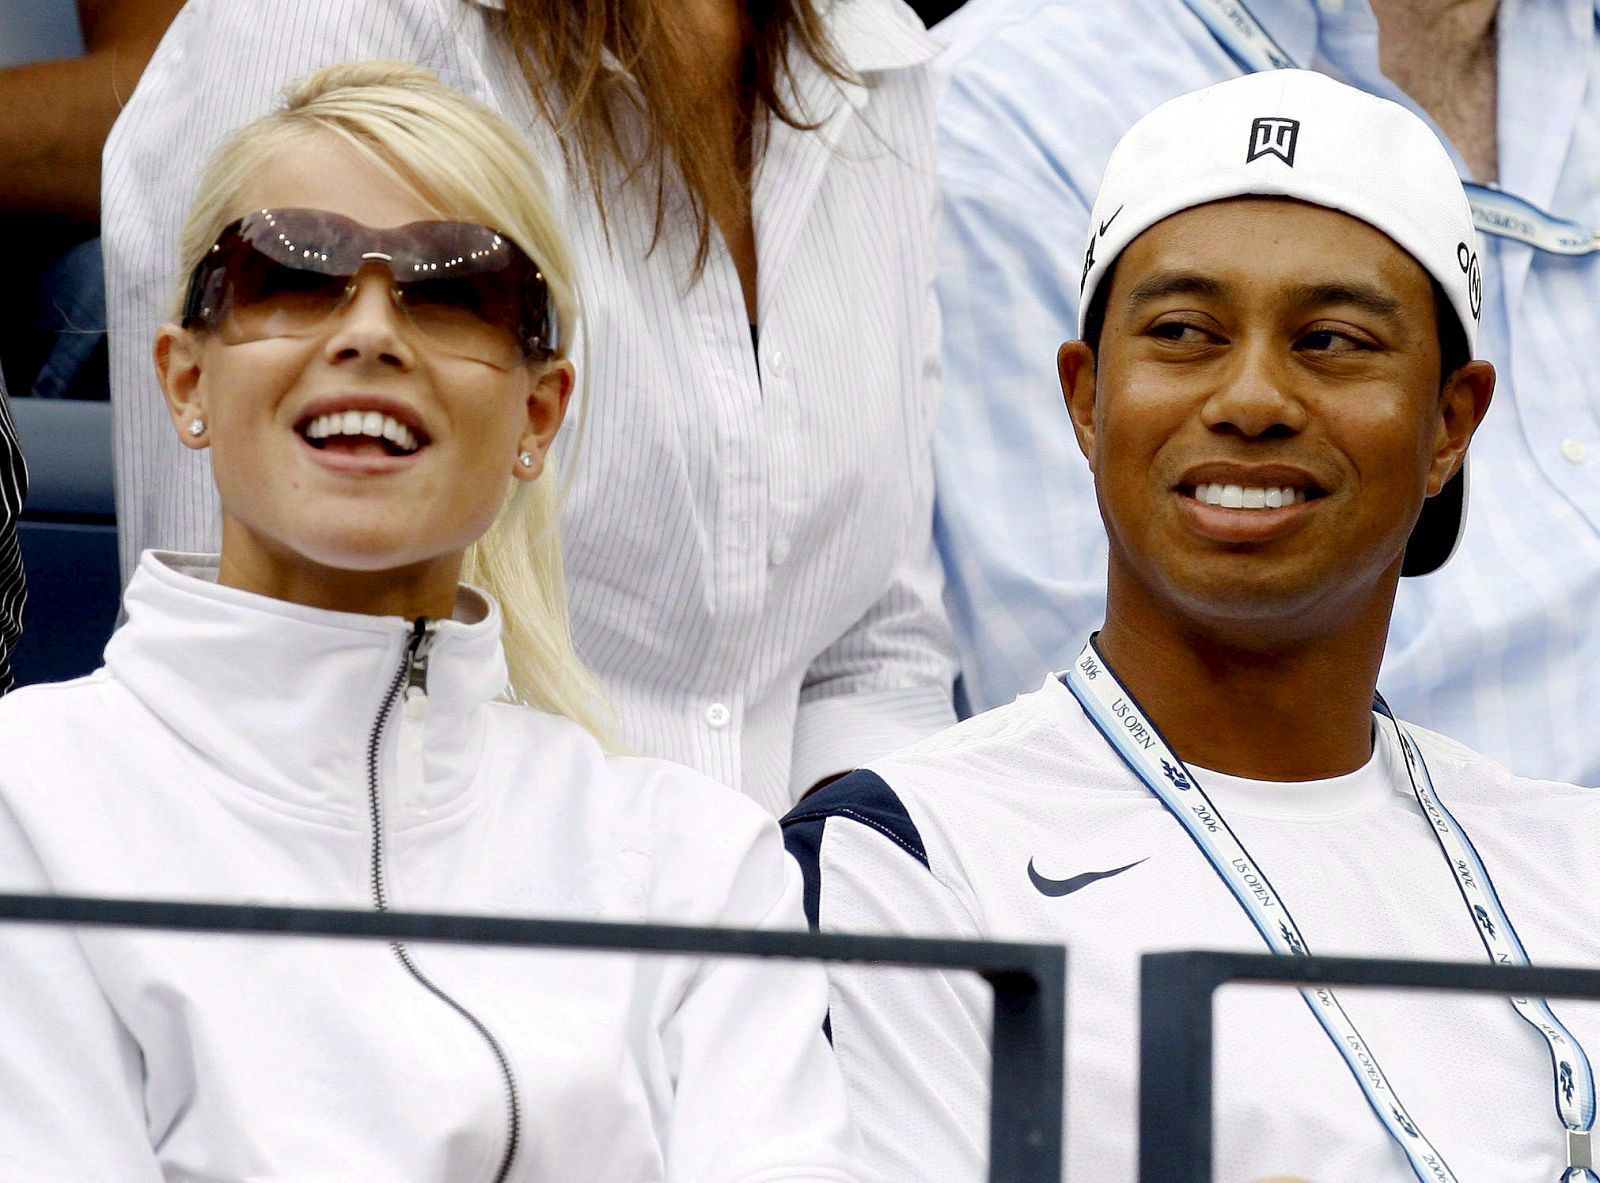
517, 451, 535, 469
188, 419, 206, 437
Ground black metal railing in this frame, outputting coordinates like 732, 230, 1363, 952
0, 893, 1065, 1183
1139, 950, 1600, 1182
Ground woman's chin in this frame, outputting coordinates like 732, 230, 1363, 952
217, 512, 477, 607
286, 534, 467, 578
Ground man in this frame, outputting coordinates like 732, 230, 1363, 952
932, 0, 1600, 789
786, 72, 1600, 1182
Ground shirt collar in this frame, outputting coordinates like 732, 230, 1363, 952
826, 0, 941, 74
1246, 0, 1321, 69
105, 552, 508, 821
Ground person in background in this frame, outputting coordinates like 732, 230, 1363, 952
104, 0, 958, 816
0, 0, 183, 399
0, 62, 863, 1180
0, 364, 24, 693
788, 71, 1600, 1183
931, 0, 1600, 787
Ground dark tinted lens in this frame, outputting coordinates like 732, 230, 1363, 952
216, 243, 349, 342
246, 262, 347, 305
402, 275, 490, 316
398, 274, 524, 369
395, 230, 549, 364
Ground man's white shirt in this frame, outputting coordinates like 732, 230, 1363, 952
784, 678, 1600, 1181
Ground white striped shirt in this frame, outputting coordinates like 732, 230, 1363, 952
102, 0, 957, 815
0, 366, 25, 695
931, 0, 1600, 785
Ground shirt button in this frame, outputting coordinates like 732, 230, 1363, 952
704, 702, 731, 728
1562, 439, 1588, 464
770, 537, 791, 565
768, 349, 788, 376
1320, 0, 1344, 13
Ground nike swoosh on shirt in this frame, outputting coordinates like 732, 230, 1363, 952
1099, 205, 1125, 236
1027, 857, 1148, 898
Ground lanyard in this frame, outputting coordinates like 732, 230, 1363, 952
1181, 0, 1600, 255
1064, 637, 1598, 1182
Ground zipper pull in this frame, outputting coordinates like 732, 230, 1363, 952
404, 616, 437, 696
396, 618, 437, 817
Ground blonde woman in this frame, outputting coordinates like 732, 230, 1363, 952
0, 64, 861, 1182
104, 0, 958, 816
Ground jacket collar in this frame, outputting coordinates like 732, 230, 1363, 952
105, 553, 508, 823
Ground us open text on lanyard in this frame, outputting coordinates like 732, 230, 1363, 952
1064, 637, 1598, 1182
1183, 0, 1600, 255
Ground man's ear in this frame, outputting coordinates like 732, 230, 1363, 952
1059, 340, 1099, 470
1427, 359, 1494, 496
155, 324, 210, 450
512, 357, 574, 482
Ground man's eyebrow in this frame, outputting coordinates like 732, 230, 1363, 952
1123, 271, 1225, 310
1122, 274, 1408, 321
1287, 282, 1405, 320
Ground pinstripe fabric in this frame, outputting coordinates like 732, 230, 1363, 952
0, 366, 25, 695
102, 0, 957, 815
931, 0, 1600, 785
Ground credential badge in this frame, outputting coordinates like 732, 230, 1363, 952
1246, 117, 1301, 167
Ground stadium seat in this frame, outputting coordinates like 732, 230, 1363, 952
10, 398, 119, 686
0, 0, 83, 70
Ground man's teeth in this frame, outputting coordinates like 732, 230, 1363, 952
1192, 483, 1306, 510
303, 411, 419, 453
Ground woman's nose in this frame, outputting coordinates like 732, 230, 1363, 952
321, 266, 416, 368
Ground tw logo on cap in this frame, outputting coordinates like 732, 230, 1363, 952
1247, 117, 1301, 167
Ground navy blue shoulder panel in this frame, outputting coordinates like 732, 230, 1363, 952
780, 769, 932, 932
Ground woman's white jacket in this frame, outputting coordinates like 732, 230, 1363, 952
0, 554, 862, 1182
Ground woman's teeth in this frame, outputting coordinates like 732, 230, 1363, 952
1192, 483, 1306, 510
303, 411, 419, 453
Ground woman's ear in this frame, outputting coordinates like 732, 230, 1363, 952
512, 357, 575, 481
1059, 340, 1099, 471
155, 323, 210, 450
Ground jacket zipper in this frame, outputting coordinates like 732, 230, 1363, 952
366, 616, 522, 1183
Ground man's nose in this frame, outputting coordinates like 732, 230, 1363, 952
1200, 342, 1306, 439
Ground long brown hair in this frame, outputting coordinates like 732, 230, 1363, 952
500, 0, 855, 273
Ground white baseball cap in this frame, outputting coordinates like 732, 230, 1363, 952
1077, 69, 1483, 576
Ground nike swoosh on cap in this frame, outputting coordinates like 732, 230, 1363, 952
1028, 857, 1148, 898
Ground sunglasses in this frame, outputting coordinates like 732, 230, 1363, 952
182, 208, 558, 368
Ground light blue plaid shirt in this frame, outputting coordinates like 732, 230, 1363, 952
933, 0, 1600, 784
